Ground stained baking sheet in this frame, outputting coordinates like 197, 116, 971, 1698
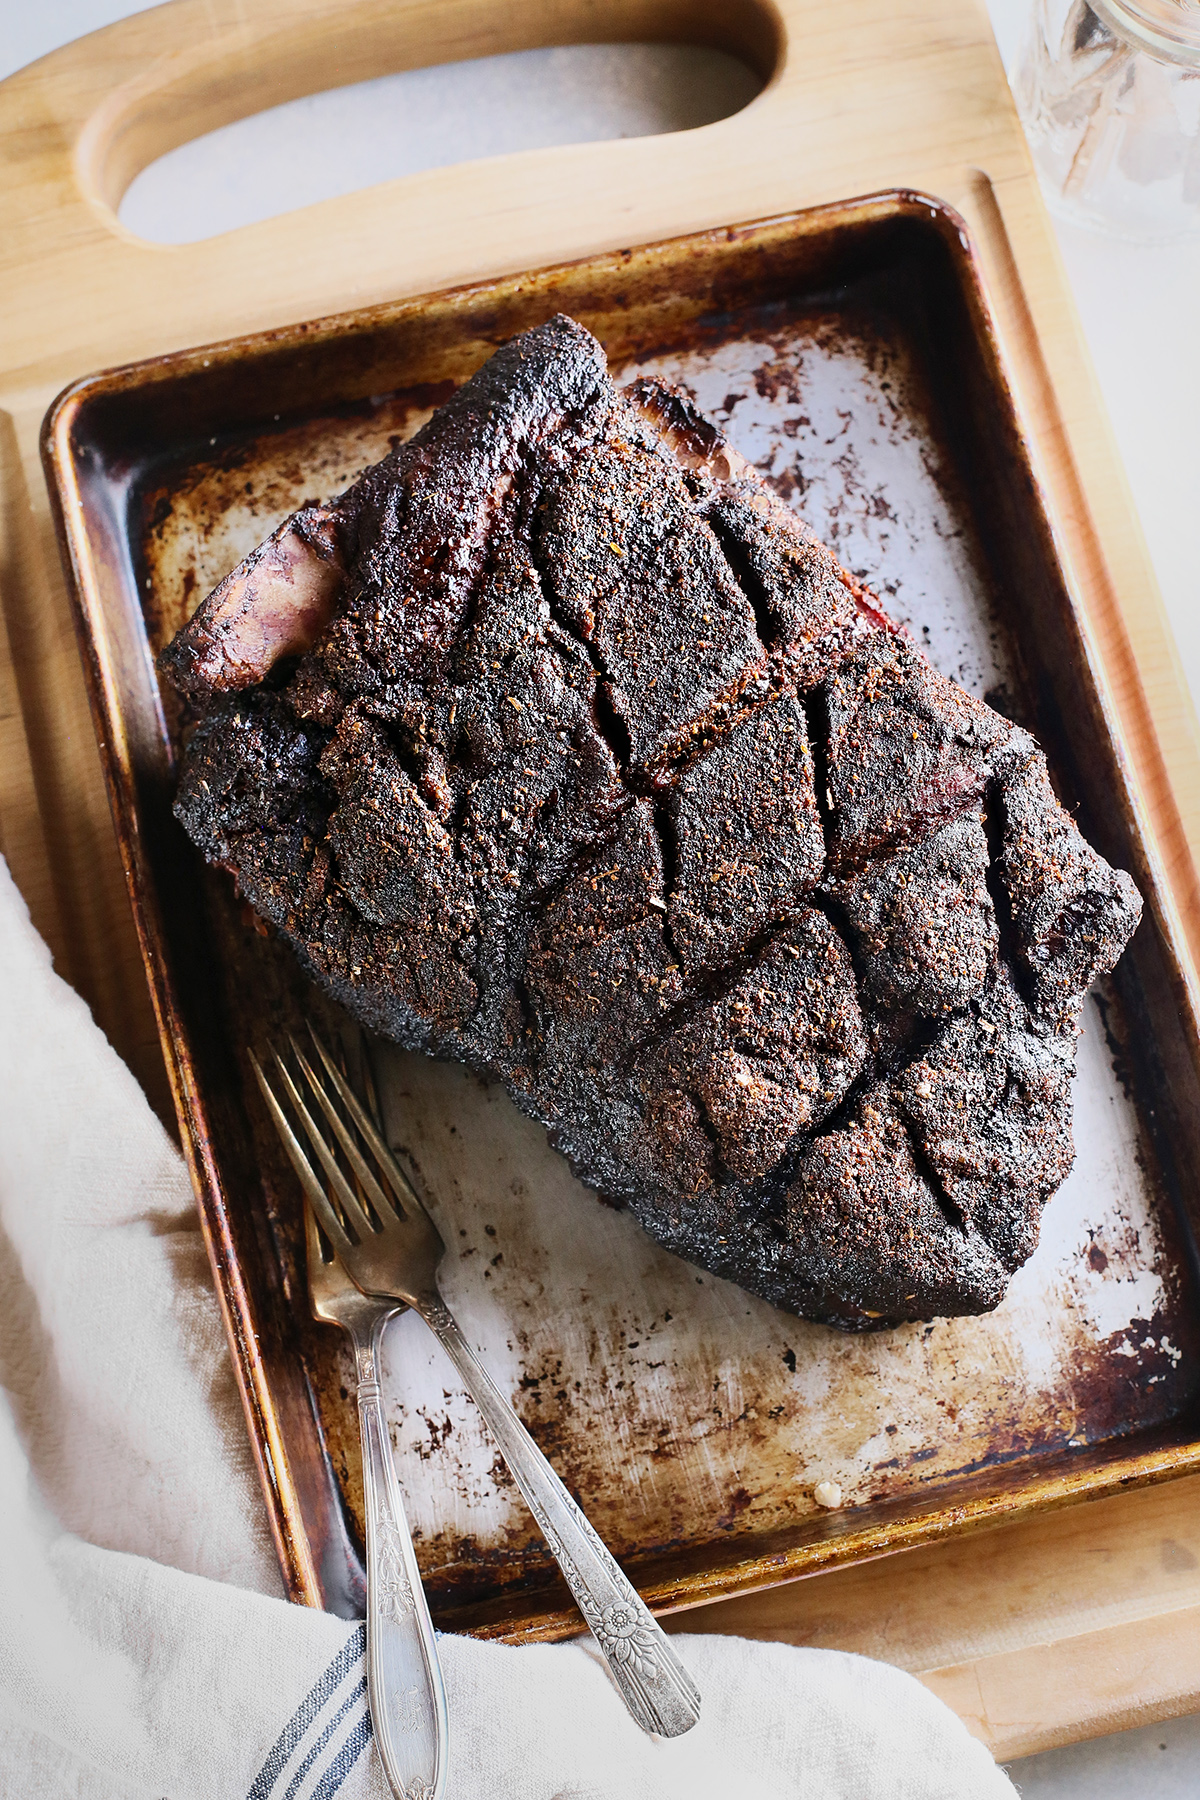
45, 195, 1200, 1633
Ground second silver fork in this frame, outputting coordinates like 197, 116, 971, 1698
254, 1028, 701, 1740
306, 1202, 447, 1800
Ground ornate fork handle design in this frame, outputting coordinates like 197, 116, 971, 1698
353, 1314, 448, 1798
419, 1295, 700, 1738
252, 1031, 697, 1746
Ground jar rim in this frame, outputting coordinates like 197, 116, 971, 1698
1091, 0, 1200, 68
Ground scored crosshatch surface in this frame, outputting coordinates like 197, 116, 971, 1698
162, 303, 1138, 1331
129, 281, 1199, 1615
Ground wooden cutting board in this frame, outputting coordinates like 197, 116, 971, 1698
3, 0, 1200, 1762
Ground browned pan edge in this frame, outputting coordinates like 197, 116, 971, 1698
40, 188, 1200, 1637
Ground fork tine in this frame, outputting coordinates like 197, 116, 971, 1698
249, 1050, 356, 1258
359, 1041, 385, 1134
270, 1049, 377, 1240
288, 1035, 395, 1226
308, 1026, 425, 1214
303, 1194, 329, 1271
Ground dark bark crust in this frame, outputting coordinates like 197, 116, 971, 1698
164, 315, 1143, 1330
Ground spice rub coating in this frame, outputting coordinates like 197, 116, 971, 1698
165, 314, 1142, 1329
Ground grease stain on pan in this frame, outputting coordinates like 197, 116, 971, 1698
135, 295, 1198, 1608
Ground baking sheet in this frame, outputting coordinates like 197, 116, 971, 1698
49, 198, 1200, 1629
134, 286, 1198, 1604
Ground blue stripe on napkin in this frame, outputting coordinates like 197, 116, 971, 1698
310, 1713, 373, 1800
248, 1626, 371, 1800
281, 1679, 368, 1800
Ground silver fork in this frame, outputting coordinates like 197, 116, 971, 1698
303, 1195, 448, 1800
253, 1028, 702, 1739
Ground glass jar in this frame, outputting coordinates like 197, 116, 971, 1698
1014, 0, 1200, 240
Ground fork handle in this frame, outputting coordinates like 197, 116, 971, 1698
418, 1296, 700, 1738
355, 1315, 448, 1800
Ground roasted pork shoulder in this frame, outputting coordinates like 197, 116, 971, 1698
161, 314, 1141, 1329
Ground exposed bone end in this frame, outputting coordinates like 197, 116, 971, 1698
159, 504, 345, 703
624, 374, 756, 487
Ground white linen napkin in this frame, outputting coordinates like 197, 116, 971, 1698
0, 852, 1015, 1799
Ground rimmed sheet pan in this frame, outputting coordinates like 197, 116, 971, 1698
43, 192, 1200, 1635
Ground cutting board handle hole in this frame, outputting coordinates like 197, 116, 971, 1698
93, 37, 769, 245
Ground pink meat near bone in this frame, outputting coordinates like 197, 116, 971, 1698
161, 314, 1142, 1330
163, 506, 344, 701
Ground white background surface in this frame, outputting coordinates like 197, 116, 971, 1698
3, 1, 1200, 1793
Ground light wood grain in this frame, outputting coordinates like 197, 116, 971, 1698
669, 1470, 1200, 1666
921, 1606, 1200, 1762
2, 0, 1199, 1758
